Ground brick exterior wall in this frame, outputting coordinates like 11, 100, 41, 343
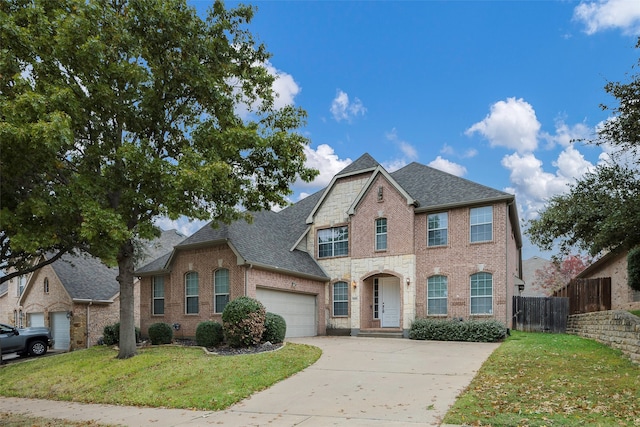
139, 244, 326, 339
578, 251, 640, 311
567, 310, 640, 364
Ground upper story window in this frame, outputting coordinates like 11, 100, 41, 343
427, 275, 448, 315
470, 272, 493, 315
333, 281, 348, 316
18, 275, 26, 296
185, 272, 199, 314
427, 213, 448, 247
318, 226, 349, 258
375, 218, 387, 251
44, 278, 49, 294
152, 276, 165, 315
214, 268, 230, 313
470, 206, 493, 243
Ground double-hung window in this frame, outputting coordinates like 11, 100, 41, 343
470, 272, 493, 314
375, 218, 387, 251
427, 213, 448, 246
214, 269, 230, 313
470, 206, 493, 242
152, 276, 165, 315
333, 281, 348, 316
427, 275, 448, 315
318, 226, 349, 258
185, 272, 199, 314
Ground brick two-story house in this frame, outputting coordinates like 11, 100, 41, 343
137, 153, 522, 338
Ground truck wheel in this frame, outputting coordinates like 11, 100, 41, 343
29, 340, 47, 356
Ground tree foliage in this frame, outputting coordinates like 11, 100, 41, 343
528, 37, 640, 258
532, 254, 591, 295
0, 0, 317, 358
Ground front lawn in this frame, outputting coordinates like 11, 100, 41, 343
0, 343, 321, 411
444, 331, 640, 426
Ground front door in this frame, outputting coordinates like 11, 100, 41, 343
381, 278, 400, 327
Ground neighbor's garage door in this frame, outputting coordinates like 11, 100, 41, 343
256, 288, 317, 338
28, 312, 45, 328
50, 311, 70, 351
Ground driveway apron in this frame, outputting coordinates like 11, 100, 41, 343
0, 336, 499, 426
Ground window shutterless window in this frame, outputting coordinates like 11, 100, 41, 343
318, 226, 349, 258
333, 281, 348, 316
185, 272, 199, 314
44, 278, 49, 294
427, 213, 448, 246
427, 275, 448, 315
375, 218, 387, 251
470, 206, 493, 242
152, 276, 164, 315
470, 272, 493, 314
214, 269, 230, 313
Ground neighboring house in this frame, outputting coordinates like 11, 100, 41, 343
521, 256, 553, 297
0, 229, 185, 351
576, 247, 640, 311
137, 153, 523, 338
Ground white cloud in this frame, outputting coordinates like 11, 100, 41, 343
543, 117, 592, 148
440, 143, 478, 159
154, 217, 206, 237
501, 147, 595, 221
466, 97, 541, 153
574, 0, 640, 35
428, 156, 467, 177
330, 90, 366, 122
301, 144, 352, 188
382, 128, 418, 172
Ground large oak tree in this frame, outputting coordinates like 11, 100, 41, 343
0, 0, 317, 358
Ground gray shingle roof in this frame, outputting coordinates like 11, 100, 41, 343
390, 162, 514, 210
138, 154, 518, 279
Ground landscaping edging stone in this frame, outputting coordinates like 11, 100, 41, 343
567, 310, 640, 364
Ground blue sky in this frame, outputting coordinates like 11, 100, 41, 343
159, 0, 640, 259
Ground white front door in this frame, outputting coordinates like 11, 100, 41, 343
381, 278, 400, 327
50, 312, 70, 351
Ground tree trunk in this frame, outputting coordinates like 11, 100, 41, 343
116, 239, 137, 359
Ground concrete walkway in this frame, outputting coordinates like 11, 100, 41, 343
0, 337, 499, 426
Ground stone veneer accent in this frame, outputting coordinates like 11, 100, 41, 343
567, 310, 640, 364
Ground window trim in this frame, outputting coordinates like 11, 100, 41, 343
427, 275, 448, 315
185, 272, 199, 315
470, 206, 493, 243
318, 225, 349, 259
214, 268, 230, 314
470, 272, 493, 315
152, 276, 165, 316
427, 212, 448, 247
332, 281, 349, 317
375, 218, 388, 251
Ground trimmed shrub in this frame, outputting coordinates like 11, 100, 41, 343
195, 321, 224, 347
148, 322, 173, 345
409, 318, 507, 343
222, 296, 266, 348
628, 246, 640, 292
262, 312, 286, 344
102, 322, 141, 346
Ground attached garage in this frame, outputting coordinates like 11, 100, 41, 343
256, 288, 317, 338
28, 312, 45, 328
50, 312, 71, 351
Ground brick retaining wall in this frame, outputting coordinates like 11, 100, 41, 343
567, 310, 640, 364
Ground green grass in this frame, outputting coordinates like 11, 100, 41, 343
0, 412, 113, 427
444, 331, 640, 426
0, 343, 321, 411
629, 309, 640, 318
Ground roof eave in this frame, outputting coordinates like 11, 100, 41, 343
243, 260, 329, 282
413, 194, 515, 214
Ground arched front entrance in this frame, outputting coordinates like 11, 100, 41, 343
360, 274, 401, 330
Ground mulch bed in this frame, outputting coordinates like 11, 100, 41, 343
173, 339, 283, 356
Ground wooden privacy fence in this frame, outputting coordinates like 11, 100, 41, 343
512, 296, 569, 333
553, 277, 611, 315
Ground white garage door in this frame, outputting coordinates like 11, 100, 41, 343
256, 288, 317, 338
28, 312, 45, 327
50, 312, 70, 351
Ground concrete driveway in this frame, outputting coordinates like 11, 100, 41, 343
0, 336, 499, 426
